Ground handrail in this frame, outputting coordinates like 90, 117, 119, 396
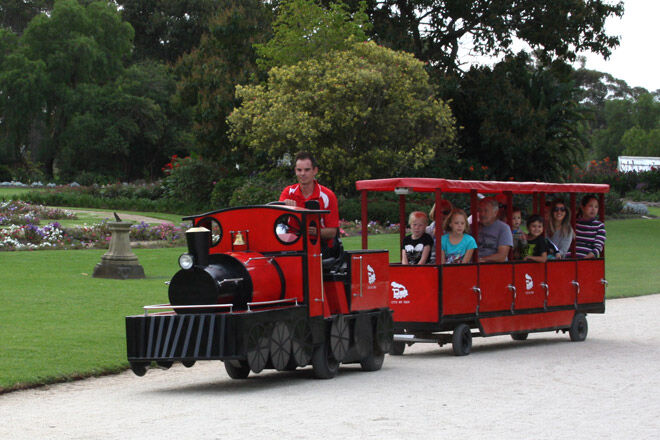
507, 284, 517, 314
247, 297, 299, 312
143, 303, 233, 316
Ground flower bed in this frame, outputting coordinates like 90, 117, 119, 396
339, 219, 400, 237
1, 201, 186, 251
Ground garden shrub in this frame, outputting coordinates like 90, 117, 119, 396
229, 172, 289, 206
0, 164, 13, 181
210, 175, 247, 209
162, 156, 219, 211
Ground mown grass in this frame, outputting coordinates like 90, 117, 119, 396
0, 187, 37, 199
1, 217, 657, 392
0, 247, 183, 392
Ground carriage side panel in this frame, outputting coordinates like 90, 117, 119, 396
512, 262, 546, 311
478, 264, 514, 313
441, 264, 478, 316
546, 260, 578, 307
577, 259, 606, 305
389, 265, 439, 323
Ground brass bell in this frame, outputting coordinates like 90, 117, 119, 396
233, 231, 246, 246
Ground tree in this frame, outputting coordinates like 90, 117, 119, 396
332, 0, 624, 72
175, 0, 273, 165
441, 52, 586, 181
0, 0, 53, 34
255, 0, 370, 70
228, 41, 457, 194
117, 0, 221, 63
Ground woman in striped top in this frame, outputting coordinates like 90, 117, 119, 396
573, 194, 606, 258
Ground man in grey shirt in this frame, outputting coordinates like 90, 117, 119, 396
477, 197, 513, 262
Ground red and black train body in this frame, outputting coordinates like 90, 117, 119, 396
125, 203, 393, 379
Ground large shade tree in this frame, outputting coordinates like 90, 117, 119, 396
228, 41, 457, 194
332, 0, 624, 72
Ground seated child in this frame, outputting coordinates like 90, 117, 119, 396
401, 211, 433, 265
440, 209, 477, 264
523, 214, 547, 263
510, 206, 527, 260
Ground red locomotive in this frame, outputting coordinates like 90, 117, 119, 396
125, 202, 393, 379
355, 178, 609, 356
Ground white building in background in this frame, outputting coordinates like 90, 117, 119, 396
617, 156, 660, 172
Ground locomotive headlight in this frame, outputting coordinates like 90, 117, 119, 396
178, 253, 194, 270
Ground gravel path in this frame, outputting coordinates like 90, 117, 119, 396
1, 295, 659, 439
67, 209, 175, 225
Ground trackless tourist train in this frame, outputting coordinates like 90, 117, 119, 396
125, 178, 608, 379
355, 178, 609, 355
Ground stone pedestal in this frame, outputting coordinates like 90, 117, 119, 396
93, 221, 145, 279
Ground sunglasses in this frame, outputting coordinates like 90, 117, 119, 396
553, 207, 566, 212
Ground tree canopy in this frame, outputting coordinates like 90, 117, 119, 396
334, 0, 624, 72
229, 41, 457, 194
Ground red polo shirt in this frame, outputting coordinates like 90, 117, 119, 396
279, 181, 339, 230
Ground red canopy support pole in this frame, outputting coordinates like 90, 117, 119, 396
360, 190, 368, 249
399, 194, 406, 250
470, 190, 479, 262
570, 193, 577, 257
599, 192, 606, 258
435, 189, 443, 262
532, 193, 539, 214
504, 191, 513, 226
539, 192, 546, 222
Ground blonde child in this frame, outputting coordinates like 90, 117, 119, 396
441, 209, 477, 264
401, 211, 433, 265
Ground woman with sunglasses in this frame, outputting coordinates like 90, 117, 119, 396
547, 199, 574, 259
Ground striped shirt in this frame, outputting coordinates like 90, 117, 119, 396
572, 218, 606, 258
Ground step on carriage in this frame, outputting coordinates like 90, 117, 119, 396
355, 178, 609, 356
125, 202, 393, 379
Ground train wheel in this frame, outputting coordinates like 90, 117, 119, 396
246, 324, 270, 373
130, 362, 148, 377
511, 332, 529, 341
224, 360, 250, 379
353, 315, 373, 359
330, 315, 350, 362
182, 360, 196, 368
375, 311, 394, 353
312, 340, 339, 379
389, 341, 406, 356
452, 324, 472, 356
569, 313, 588, 342
360, 350, 385, 372
291, 319, 313, 367
156, 361, 173, 369
270, 321, 292, 371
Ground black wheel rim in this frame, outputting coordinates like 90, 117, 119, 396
247, 324, 269, 373
270, 321, 292, 371
292, 319, 313, 366
330, 316, 350, 362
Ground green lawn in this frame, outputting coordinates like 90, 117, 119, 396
0, 217, 657, 392
0, 187, 37, 199
0, 247, 184, 391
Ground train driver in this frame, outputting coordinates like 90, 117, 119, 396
279, 151, 340, 251
477, 197, 513, 263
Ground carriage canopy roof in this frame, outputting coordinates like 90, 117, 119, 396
355, 178, 609, 194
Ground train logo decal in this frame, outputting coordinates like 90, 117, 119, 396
391, 281, 408, 299
525, 273, 534, 293
368, 265, 376, 284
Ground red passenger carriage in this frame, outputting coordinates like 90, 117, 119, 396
126, 203, 393, 379
355, 178, 609, 355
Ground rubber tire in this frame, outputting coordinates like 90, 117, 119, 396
130, 362, 148, 377
452, 324, 472, 356
156, 361, 173, 369
360, 350, 385, 372
224, 360, 250, 379
182, 360, 196, 368
511, 332, 529, 341
569, 313, 588, 342
389, 341, 406, 356
312, 341, 339, 379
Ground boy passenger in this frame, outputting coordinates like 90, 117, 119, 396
402, 211, 433, 265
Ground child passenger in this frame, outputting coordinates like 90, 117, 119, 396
510, 206, 527, 260
523, 214, 547, 262
573, 194, 606, 259
401, 211, 433, 265
440, 209, 477, 264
